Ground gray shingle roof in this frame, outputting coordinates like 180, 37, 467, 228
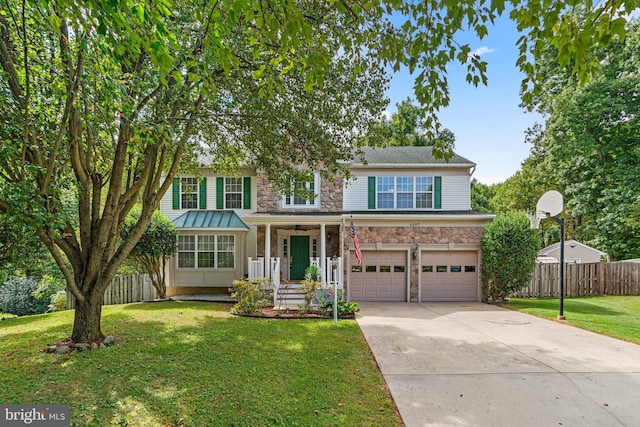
172, 210, 249, 229
352, 146, 475, 166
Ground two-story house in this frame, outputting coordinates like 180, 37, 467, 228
159, 146, 493, 302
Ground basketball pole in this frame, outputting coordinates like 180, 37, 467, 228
548, 214, 566, 320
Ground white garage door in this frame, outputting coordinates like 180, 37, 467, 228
421, 251, 478, 301
350, 251, 407, 302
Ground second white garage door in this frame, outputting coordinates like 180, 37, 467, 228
350, 251, 407, 302
421, 251, 478, 301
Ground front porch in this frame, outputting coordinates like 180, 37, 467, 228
247, 256, 344, 307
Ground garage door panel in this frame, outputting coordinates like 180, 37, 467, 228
421, 251, 478, 302
350, 250, 407, 302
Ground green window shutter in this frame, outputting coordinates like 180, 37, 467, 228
199, 178, 207, 210
216, 177, 224, 210
243, 177, 251, 209
434, 176, 442, 209
172, 178, 180, 210
368, 176, 376, 209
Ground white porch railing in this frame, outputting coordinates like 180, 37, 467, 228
270, 257, 281, 288
248, 256, 281, 304
248, 257, 265, 279
247, 256, 345, 305
324, 256, 344, 291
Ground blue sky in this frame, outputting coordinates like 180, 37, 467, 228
385, 15, 543, 184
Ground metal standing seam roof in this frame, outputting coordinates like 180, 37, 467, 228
172, 210, 250, 229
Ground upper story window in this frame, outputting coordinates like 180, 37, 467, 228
181, 178, 199, 209
215, 176, 251, 210
376, 176, 433, 209
225, 177, 243, 209
283, 174, 319, 208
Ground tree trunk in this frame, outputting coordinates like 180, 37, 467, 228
71, 296, 104, 342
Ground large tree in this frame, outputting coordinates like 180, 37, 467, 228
520, 22, 640, 260
366, 98, 457, 149
1, 0, 635, 342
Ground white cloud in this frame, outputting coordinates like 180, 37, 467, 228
471, 46, 496, 58
381, 110, 393, 121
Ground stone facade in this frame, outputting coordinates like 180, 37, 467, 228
256, 172, 343, 213
343, 225, 485, 301
257, 225, 341, 259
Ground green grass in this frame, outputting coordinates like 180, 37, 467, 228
506, 296, 640, 344
0, 301, 402, 426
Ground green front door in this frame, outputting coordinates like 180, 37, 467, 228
290, 236, 310, 280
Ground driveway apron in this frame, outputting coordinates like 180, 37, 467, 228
356, 302, 640, 427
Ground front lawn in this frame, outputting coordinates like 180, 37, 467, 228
0, 301, 402, 426
506, 296, 640, 344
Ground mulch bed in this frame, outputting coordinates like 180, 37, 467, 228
235, 306, 355, 319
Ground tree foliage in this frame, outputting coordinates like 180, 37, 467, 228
0, 213, 56, 278
0, 0, 635, 341
516, 21, 640, 260
365, 98, 456, 148
481, 212, 541, 301
470, 179, 495, 213
121, 208, 176, 299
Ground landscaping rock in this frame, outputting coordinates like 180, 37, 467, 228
75, 343, 91, 352
99, 343, 106, 349
56, 345, 71, 354
103, 335, 115, 346
45, 346, 57, 353
91, 342, 99, 350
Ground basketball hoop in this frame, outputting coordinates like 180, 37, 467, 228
526, 211, 541, 230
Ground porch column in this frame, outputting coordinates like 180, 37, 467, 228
265, 223, 271, 278
320, 223, 326, 284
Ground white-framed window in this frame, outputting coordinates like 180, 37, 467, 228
177, 236, 195, 268
376, 176, 433, 209
181, 177, 199, 209
225, 177, 243, 209
283, 174, 320, 208
177, 235, 235, 269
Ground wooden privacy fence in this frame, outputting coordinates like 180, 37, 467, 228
67, 273, 157, 309
512, 261, 640, 298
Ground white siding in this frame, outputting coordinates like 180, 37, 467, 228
343, 172, 369, 211
442, 175, 470, 210
159, 174, 257, 221
343, 168, 471, 211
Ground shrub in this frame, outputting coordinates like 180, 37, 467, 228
0, 277, 48, 316
230, 278, 272, 315
298, 265, 322, 314
318, 298, 359, 317
48, 290, 68, 312
32, 275, 65, 305
0, 275, 66, 316
481, 211, 541, 301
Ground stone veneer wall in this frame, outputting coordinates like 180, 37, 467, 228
344, 225, 485, 301
256, 172, 343, 213
257, 225, 341, 259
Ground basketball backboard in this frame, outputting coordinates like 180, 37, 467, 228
536, 190, 563, 218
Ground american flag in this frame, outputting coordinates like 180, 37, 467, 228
350, 219, 362, 265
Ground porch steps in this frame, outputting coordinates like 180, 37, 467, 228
273, 282, 305, 307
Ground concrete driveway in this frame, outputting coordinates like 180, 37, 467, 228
356, 302, 640, 427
